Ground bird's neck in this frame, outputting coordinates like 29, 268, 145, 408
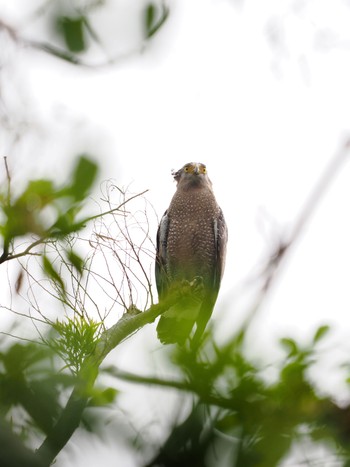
177, 178, 213, 192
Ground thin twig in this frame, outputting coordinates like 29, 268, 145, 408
83, 189, 149, 223
0, 238, 47, 264
234, 138, 350, 335
290, 138, 350, 245
4, 156, 11, 205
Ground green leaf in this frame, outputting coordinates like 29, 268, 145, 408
145, 4, 156, 37
31, 180, 54, 193
1, 343, 50, 375
313, 324, 330, 344
1, 179, 57, 241
69, 155, 98, 202
216, 413, 238, 432
16, 179, 56, 212
144, 3, 169, 39
280, 337, 299, 357
88, 387, 119, 407
43, 255, 66, 294
51, 207, 86, 236
3, 204, 42, 238
57, 16, 86, 53
66, 249, 84, 274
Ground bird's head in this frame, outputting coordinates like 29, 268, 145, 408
172, 162, 211, 188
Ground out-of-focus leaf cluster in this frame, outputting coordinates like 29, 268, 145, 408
142, 324, 350, 467
0, 155, 97, 241
0, 155, 97, 272
53, 1, 170, 53
17, 1, 170, 66
0, 338, 118, 445
0, 342, 71, 437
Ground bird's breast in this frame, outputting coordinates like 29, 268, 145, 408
165, 189, 219, 283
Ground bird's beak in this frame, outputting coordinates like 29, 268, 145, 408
193, 163, 200, 175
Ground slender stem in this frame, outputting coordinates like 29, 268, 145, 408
290, 138, 350, 245
83, 189, 149, 223
4, 156, 11, 205
0, 238, 45, 264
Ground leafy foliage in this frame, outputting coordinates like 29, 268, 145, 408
1, 156, 350, 466
0, 154, 98, 265
144, 326, 350, 467
0, 1, 348, 460
12, 0, 171, 66
0, 343, 71, 436
1, 143, 350, 467
50, 317, 103, 375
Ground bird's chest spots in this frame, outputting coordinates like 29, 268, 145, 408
166, 195, 217, 269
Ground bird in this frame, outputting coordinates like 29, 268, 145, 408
155, 162, 228, 346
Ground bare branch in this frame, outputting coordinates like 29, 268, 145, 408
267, 137, 350, 282
289, 137, 350, 246
83, 189, 149, 223
235, 138, 350, 334
0, 237, 47, 264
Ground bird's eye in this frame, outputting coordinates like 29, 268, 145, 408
184, 166, 189, 172
202, 167, 207, 174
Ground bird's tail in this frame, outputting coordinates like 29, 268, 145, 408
156, 295, 201, 346
190, 297, 215, 349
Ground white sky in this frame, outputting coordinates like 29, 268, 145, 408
2, 0, 350, 465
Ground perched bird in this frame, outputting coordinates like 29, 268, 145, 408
155, 162, 228, 346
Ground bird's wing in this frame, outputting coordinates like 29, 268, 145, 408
156, 208, 202, 345
192, 208, 228, 348
213, 207, 228, 294
155, 210, 170, 299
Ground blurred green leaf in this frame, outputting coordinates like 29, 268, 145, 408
88, 387, 119, 407
66, 249, 84, 273
56, 16, 86, 53
145, 4, 156, 37
0, 342, 76, 437
0, 343, 49, 375
280, 337, 299, 357
20, 180, 55, 205
313, 324, 330, 344
43, 255, 66, 294
144, 3, 169, 39
2, 203, 41, 239
68, 155, 98, 202
51, 209, 86, 236
216, 413, 238, 432
1, 178, 56, 238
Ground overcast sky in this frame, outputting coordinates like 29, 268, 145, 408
2, 0, 350, 465
17, 0, 350, 344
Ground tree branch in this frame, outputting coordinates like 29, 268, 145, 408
259, 139, 350, 294
0, 238, 46, 264
35, 295, 176, 465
